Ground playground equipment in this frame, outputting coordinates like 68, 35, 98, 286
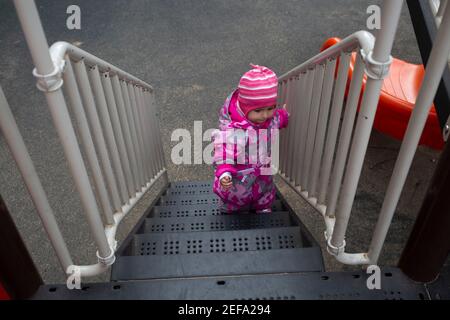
1, 0, 450, 299
320, 37, 444, 150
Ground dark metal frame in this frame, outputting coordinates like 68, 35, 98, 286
0, 194, 43, 299
407, 0, 450, 131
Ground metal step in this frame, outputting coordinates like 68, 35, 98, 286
159, 193, 283, 207
165, 188, 213, 196
37, 267, 428, 300
131, 226, 303, 256
141, 212, 293, 233
159, 194, 220, 206
111, 247, 324, 281
150, 201, 285, 218
169, 181, 213, 189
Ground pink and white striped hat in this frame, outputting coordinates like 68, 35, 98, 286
237, 64, 278, 117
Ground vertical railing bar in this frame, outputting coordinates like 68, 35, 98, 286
142, 88, 159, 177
125, 81, 147, 185
0, 84, 74, 272
327, 53, 365, 216
271, 82, 285, 173
88, 65, 129, 204
280, 79, 293, 176
146, 91, 163, 174
288, 75, 304, 186
304, 63, 326, 192
101, 71, 136, 198
317, 51, 352, 205
128, 83, 150, 181
148, 91, 166, 170
132, 85, 150, 180
297, 67, 316, 190
330, 0, 404, 249
309, 57, 337, 197
134, 85, 154, 180
120, 80, 145, 189
63, 57, 114, 225
111, 76, 140, 192
283, 78, 297, 180
145, 90, 163, 174
73, 60, 122, 212
136, 87, 155, 179
292, 72, 308, 186
140, 90, 157, 175
286, 76, 301, 181
278, 81, 288, 175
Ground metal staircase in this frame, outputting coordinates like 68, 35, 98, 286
3, 0, 450, 300
31, 181, 436, 300
110, 181, 323, 282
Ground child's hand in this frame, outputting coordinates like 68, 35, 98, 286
282, 103, 290, 116
220, 176, 233, 190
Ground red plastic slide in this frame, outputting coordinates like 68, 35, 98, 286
321, 37, 444, 150
0, 282, 10, 300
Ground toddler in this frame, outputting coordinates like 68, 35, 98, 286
212, 64, 289, 213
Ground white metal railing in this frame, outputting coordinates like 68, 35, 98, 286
430, 0, 448, 28
277, 29, 376, 264
278, 0, 450, 266
5, 0, 168, 279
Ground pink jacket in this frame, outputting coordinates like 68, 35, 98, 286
212, 88, 289, 178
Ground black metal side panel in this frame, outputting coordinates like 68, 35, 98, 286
407, 0, 450, 130
142, 212, 293, 233
35, 267, 429, 300
425, 266, 450, 300
111, 247, 324, 281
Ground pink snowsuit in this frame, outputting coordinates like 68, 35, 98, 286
212, 89, 289, 213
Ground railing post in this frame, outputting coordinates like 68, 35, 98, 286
330, 0, 404, 250
0, 85, 73, 274
369, 0, 450, 265
13, 0, 112, 260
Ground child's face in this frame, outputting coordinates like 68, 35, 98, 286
247, 105, 276, 124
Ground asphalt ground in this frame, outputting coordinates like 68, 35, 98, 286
0, 0, 441, 284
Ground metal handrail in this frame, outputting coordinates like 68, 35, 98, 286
279, 0, 450, 266
277, 1, 404, 265
277, 29, 376, 264
11, 0, 168, 280
49, 41, 154, 91
278, 30, 374, 82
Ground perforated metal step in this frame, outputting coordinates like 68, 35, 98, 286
38, 267, 429, 300
170, 181, 213, 189
111, 247, 324, 281
165, 188, 213, 196
150, 201, 285, 218
132, 226, 303, 256
142, 212, 293, 233
159, 194, 220, 206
